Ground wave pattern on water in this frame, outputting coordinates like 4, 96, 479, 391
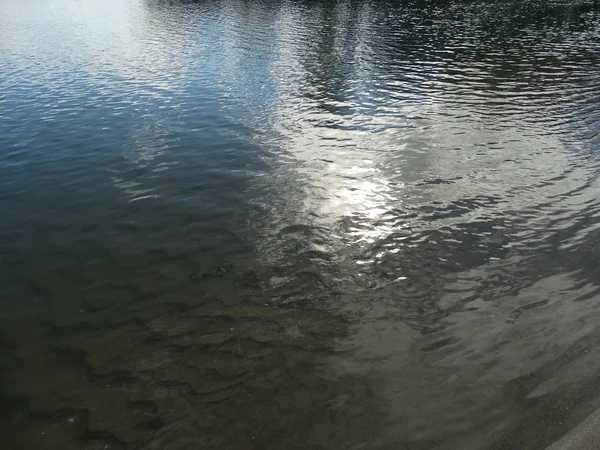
1, 0, 600, 449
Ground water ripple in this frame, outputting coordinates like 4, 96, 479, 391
1, 0, 600, 448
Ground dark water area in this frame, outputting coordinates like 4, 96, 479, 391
1, 0, 600, 448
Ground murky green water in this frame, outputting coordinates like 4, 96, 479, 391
1, 0, 600, 448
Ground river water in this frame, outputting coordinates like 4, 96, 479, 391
1, 0, 600, 449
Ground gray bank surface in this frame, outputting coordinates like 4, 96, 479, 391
547, 408, 600, 450
1, 0, 600, 449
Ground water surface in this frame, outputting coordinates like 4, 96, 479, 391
1, 0, 600, 449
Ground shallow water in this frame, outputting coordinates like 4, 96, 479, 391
1, 0, 600, 448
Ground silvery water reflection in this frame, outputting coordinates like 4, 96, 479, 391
1, 0, 600, 449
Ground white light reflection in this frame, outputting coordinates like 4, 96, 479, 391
263, 0, 595, 255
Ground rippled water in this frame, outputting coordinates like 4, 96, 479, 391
1, 0, 600, 448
